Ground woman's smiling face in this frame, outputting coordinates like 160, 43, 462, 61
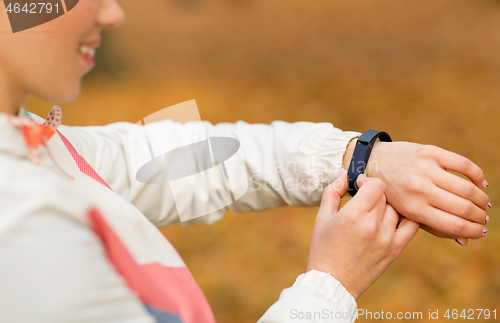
0, 0, 126, 104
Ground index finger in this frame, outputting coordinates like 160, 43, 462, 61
348, 175, 386, 212
433, 147, 487, 189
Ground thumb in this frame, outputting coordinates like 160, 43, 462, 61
394, 217, 420, 254
356, 173, 369, 190
317, 169, 348, 221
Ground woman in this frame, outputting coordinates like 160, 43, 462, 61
0, 1, 491, 322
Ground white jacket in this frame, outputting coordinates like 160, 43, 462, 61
0, 111, 359, 323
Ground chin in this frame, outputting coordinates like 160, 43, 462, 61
57, 90, 82, 103
36, 82, 82, 104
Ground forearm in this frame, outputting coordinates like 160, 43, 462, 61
227, 120, 360, 212
59, 119, 360, 226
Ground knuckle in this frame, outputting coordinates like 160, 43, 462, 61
449, 220, 466, 236
422, 144, 438, 158
361, 221, 378, 238
397, 201, 417, 219
458, 201, 475, 217
398, 205, 411, 218
397, 201, 411, 215
377, 234, 392, 249
458, 157, 483, 179
404, 175, 424, 194
469, 167, 483, 181
473, 166, 485, 180
460, 182, 476, 197
459, 157, 473, 173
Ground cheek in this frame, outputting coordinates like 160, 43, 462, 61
28, 2, 99, 100
49, 3, 98, 68
0, 1, 99, 102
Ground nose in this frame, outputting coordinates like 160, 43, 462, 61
97, 0, 126, 29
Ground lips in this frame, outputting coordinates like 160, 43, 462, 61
78, 39, 101, 66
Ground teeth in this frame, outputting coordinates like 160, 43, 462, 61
79, 45, 95, 58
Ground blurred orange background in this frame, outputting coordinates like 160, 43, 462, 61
27, 0, 500, 322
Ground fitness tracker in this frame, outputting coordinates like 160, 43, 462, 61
347, 130, 392, 197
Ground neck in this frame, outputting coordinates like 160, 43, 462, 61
0, 69, 27, 116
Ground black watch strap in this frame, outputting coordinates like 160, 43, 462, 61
347, 130, 392, 197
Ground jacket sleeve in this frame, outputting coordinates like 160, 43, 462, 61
58, 120, 360, 227
258, 270, 358, 323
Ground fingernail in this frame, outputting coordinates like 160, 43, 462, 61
454, 238, 467, 246
336, 168, 345, 179
485, 202, 492, 210
484, 216, 490, 225
482, 180, 489, 189
482, 227, 488, 237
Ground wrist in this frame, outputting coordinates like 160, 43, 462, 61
306, 262, 360, 300
342, 137, 358, 170
365, 141, 390, 177
295, 270, 359, 314
306, 268, 360, 300
345, 131, 392, 196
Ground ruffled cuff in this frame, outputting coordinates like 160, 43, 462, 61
292, 270, 358, 322
301, 126, 360, 189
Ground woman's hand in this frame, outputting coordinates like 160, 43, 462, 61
307, 172, 419, 300
344, 140, 491, 245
